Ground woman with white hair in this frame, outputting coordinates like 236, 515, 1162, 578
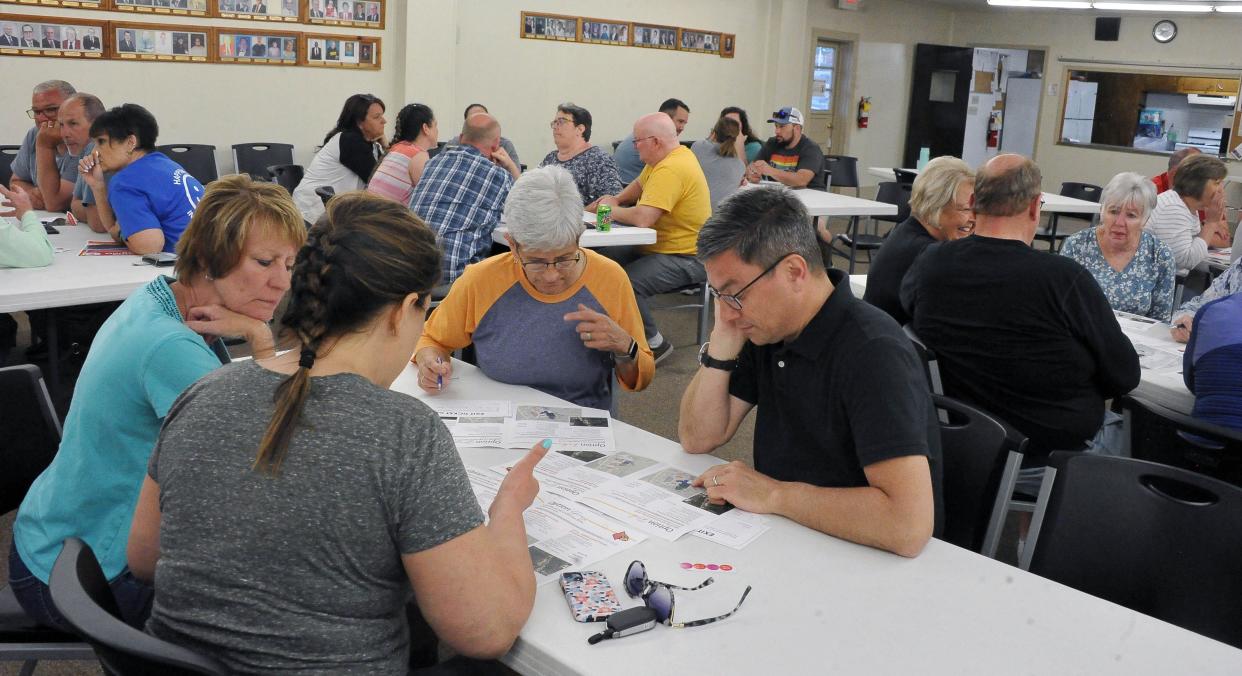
413, 166, 653, 409
1061, 172, 1176, 321
864, 156, 976, 324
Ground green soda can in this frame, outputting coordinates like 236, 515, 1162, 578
596, 204, 613, 232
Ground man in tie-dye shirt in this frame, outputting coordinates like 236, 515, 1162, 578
746, 106, 826, 190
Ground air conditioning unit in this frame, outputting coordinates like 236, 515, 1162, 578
1187, 94, 1237, 108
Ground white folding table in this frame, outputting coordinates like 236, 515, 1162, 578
390, 361, 1241, 675
494, 212, 658, 248
866, 167, 1101, 216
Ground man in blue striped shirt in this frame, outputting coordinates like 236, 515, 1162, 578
409, 113, 519, 284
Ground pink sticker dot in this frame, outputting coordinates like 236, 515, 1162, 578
719, 564, 733, 572
706, 564, 720, 570
679, 562, 693, 569
693, 563, 706, 569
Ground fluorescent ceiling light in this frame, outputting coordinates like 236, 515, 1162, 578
987, 0, 1092, 7
1093, 2, 1213, 11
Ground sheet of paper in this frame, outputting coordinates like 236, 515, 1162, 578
692, 509, 770, 550
575, 457, 726, 541
445, 417, 506, 448
506, 404, 616, 453
423, 399, 511, 418
495, 448, 623, 499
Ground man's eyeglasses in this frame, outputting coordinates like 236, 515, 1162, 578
550, 118, 574, 129
515, 245, 582, 273
633, 135, 657, 146
624, 560, 751, 629
26, 106, 59, 119
708, 253, 793, 312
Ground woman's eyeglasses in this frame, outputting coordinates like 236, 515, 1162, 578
624, 560, 751, 629
514, 245, 582, 273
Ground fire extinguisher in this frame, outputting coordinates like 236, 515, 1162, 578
857, 97, 871, 129
987, 111, 1002, 149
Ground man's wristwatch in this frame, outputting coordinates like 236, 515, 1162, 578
614, 338, 639, 362
698, 342, 738, 371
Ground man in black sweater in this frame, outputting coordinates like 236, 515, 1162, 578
901, 154, 1139, 477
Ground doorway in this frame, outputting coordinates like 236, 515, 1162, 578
806, 36, 851, 155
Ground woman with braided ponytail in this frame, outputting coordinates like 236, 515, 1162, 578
10, 174, 305, 631
129, 192, 547, 673
367, 102, 438, 204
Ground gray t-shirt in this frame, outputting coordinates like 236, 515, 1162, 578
146, 360, 484, 675
12, 125, 82, 187
612, 133, 644, 185
72, 141, 96, 206
690, 139, 745, 207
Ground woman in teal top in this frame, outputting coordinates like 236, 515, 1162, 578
1060, 172, 1176, 321
8, 175, 306, 630
721, 106, 764, 164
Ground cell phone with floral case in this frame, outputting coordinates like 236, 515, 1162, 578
560, 570, 623, 622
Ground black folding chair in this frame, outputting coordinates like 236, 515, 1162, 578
828, 215, 882, 274
156, 144, 218, 186
870, 181, 912, 234
50, 538, 227, 675
232, 142, 294, 181
1035, 182, 1100, 253
932, 394, 1023, 557
266, 164, 304, 195
0, 145, 20, 188
0, 365, 95, 674
893, 168, 918, 185
314, 185, 336, 206
1025, 453, 1242, 649
824, 155, 860, 197
1118, 394, 1242, 488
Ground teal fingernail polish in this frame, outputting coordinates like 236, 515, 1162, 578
541, 438, 553, 449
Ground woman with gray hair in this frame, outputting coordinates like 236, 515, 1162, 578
863, 156, 975, 324
1061, 172, 1176, 321
413, 165, 653, 409
538, 103, 623, 205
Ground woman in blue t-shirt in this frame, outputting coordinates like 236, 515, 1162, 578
77, 103, 205, 255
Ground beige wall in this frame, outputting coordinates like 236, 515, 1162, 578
1, 4, 408, 170
950, 9, 1242, 190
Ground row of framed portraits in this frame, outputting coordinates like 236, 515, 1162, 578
520, 11, 735, 58
1, 0, 384, 29
0, 12, 380, 67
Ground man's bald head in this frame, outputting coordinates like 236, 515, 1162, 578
635, 112, 677, 143
973, 154, 1042, 217
461, 112, 501, 148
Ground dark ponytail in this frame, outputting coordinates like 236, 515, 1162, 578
254, 191, 441, 473
392, 103, 435, 145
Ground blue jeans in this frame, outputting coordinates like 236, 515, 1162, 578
603, 247, 706, 339
8, 540, 154, 632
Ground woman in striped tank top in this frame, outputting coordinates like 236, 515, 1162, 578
367, 103, 438, 204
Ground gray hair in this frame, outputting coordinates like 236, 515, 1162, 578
973, 157, 1042, 217
63, 93, 105, 122
32, 80, 76, 98
1099, 172, 1156, 223
909, 156, 974, 227
697, 184, 825, 272
503, 165, 585, 251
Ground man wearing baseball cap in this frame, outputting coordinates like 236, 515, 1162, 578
746, 106, 826, 190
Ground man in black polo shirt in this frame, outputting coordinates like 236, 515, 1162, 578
901, 154, 1139, 494
681, 185, 941, 558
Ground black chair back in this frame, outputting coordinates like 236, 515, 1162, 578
873, 181, 913, 224
932, 394, 1016, 554
1060, 181, 1102, 203
0, 145, 20, 188
824, 155, 860, 193
611, 140, 621, 152
155, 144, 218, 186
1119, 395, 1242, 488
1028, 453, 1242, 649
49, 538, 228, 675
0, 365, 61, 515
427, 141, 448, 159
266, 164, 304, 195
893, 168, 918, 185
232, 142, 294, 180
314, 185, 335, 206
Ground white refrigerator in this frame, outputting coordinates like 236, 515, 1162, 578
1061, 81, 1099, 144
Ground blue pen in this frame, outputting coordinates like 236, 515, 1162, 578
436, 357, 444, 390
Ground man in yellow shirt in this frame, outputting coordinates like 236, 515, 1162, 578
589, 113, 711, 362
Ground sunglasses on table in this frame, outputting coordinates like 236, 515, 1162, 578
624, 560, 751, 629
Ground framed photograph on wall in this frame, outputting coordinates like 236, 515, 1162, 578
678, 28, 719, 55
302, 31, 378, 69
110, 19, 211, 62
2, 0, 107, 8
520, 11, 578, 42
307, 0, 384, 30
216, 0, 301, 22
113, 0, 210, 17
579, 17, 628, 46
0, 13, 106, 59
216, 27, 298, 64
720, 33, 735, 58
632, 23, 677, 50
